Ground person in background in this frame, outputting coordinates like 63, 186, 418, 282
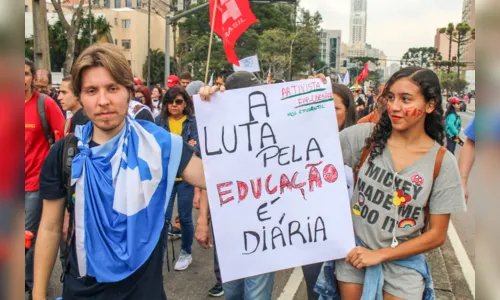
215, 69, 233, 87
301, 83, 357, 300
24, 58, 65, 298
135, 86, 159, 119
151, 86, 163, 111
353, 89, 366, 119
179, 72, 193, 88
34, 69, 64, 114
156, 86, 200, 271
167, 75, 179, 89
358, 82, 387, 124
133, 77, 143, 91
458, 116, 475, 203
58, 76, 89, 135
444, 97, 462, 154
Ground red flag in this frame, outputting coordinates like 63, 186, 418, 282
356, 63, 369, 83
209, 0, 257, 66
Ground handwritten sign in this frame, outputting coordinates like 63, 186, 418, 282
232, 55, 261, 73
193, 79, 355, 283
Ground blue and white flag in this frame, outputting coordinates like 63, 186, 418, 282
343, 70, 350, 86
71, 117, 183, 282
208, 72, 214, 87
232, 55, 261, 73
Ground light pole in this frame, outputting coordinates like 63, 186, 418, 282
289, 28, 304, 81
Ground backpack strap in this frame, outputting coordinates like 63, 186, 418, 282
422, 146, 447, 233
353, 144, 373, 188
37, 93, 54, 146
60, 133, 78, 283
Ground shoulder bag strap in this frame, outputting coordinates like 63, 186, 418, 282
422, 146, 447, 233
37, 93, 54, 146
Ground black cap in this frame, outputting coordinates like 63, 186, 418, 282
225, 71, 262, 90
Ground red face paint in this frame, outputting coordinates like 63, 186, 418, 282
404, 107, 424, 118
404, 108, 412, 117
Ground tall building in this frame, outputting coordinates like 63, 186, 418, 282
349, 0, 367, 45
461, 0, 475, 70
434, 28, 458, 61
319, 30, 342, 73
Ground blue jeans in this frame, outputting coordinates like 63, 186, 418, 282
165, 181, 194, 254
446, 136, 457, 154
223, 272, 275, 300
25, 191, 43, 289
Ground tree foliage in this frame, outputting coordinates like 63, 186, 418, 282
438, 71, 468, 93
177, 0, 322, 80
142, 49, 166, 86
401, 47, 439, 68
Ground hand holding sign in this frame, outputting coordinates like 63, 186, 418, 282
194, 78, 355, 283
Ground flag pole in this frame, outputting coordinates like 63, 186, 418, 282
205, 0, 218, 85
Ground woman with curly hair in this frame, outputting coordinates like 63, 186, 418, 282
327, 67, 466, 299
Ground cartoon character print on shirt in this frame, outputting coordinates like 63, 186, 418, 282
411, 173, 424, 186
354, 162, 426, 234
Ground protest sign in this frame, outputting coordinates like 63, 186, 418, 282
232, 55, 261, 73
193, 79, 355, 283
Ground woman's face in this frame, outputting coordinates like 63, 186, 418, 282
333, 93, 347, 130
152, 88, 160, 99
167, 95, 186, 117
135, 91, 145, 104
453, 102, 461, 110
386, 78, 435, 132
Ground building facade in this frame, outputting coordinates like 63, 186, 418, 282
25, 0, 176, 79
319, 29, 342, 74
349, 0, 367, 45
461, 0, 475, 70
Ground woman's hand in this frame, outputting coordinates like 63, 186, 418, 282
199, 85, 226, 101
345, 246, 386, 269
188, 139, 197, 147
314, 73, 328, 84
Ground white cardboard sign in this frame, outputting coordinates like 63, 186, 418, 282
193, 79, 355, 283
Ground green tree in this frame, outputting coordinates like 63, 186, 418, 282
438, 71, 468, 94
401, 47, 439, 68
142, 49, 166, 86
25, 37, 34, 60
258, 29, 291, 79
439, 22, 475, 75
347, 57, 379, 84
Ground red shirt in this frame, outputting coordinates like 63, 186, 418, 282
25, 92, 65, 192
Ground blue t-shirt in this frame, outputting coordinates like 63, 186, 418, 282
464, 116, 475, 141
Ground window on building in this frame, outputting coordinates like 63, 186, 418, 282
137, 0, 142, 7
115, 0, 121, 8
25, 4, 29, 12
115, 39, 118, 45
330, 38, 338, 69
114, 18, 118, 25
122, 19, 132, 28
122, 39, 131, 50
104, 0, 110, 8
126, 0, 132, 7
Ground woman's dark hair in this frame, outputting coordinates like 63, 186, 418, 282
331, 83, 357, 131
136, 85, 153, 111
444, 102, 457, 119
364, 66, 445, 163
152, 86, 163, 100
160, 86, 193, 117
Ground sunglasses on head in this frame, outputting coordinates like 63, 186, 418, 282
168, 99, 184, 105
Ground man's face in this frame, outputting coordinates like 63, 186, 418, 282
80, 66, 129, 133
25, 64, 33, 93
58, 81, 79, 112
180, 78, 191, 88
34, 72, 50, 95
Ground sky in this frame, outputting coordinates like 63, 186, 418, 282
302, 0, 464, 64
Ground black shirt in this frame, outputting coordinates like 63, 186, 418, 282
136, 110, 155, 122
69, 108, 90, 134
39, 138, 194, 299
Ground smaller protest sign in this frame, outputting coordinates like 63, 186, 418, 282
233, 55, 261, 73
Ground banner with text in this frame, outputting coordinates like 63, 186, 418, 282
193, 79, 355, 282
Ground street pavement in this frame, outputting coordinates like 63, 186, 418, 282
40, 108, 476, 300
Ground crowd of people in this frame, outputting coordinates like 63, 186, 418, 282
24, 43, 474, 300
